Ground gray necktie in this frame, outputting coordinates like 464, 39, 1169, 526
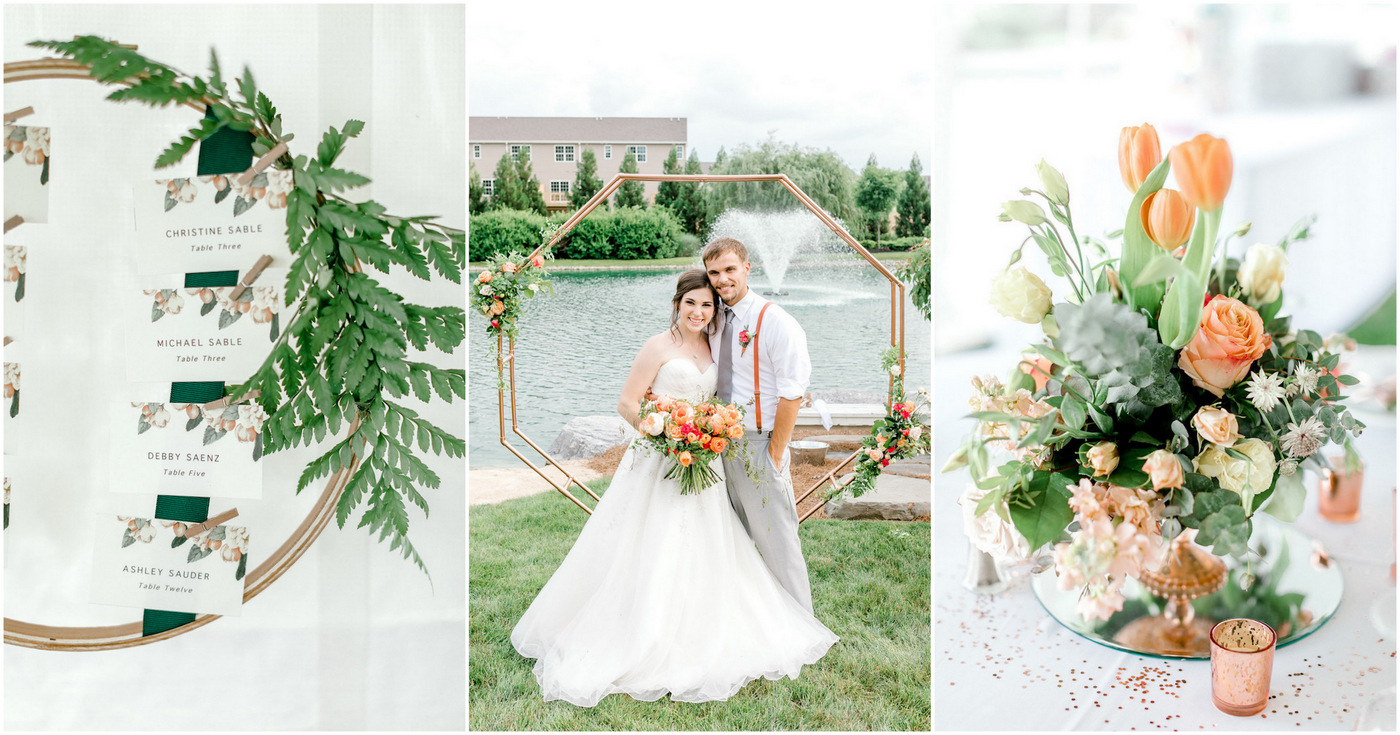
717, 306, 734, 402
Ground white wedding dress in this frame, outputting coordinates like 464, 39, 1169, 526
511, 358, 838, 707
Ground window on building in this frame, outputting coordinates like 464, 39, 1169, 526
549, 180, 571, 204
510, 144, 531, 162
628, 145, 647, 163
482, 179, 494, 197
473, 144, 480, 159
555, 145, 575, 162
604, 145, 612, 159
675, 145, 684, 159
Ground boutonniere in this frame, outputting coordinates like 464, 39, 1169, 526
739, 324, 756, 356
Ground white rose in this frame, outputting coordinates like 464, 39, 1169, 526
479, 284, 493, 296
1193, 437, 1276, 504
959, 483, 1031, 564
639, 411, 665, 436
989, 266, 1052, 324
910, 425, 923, 441
1238, 243, 1289, 305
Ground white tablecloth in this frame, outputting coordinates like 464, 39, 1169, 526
935, 344, 1397, 731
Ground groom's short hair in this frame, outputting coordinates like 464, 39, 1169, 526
701, 237, 748, 264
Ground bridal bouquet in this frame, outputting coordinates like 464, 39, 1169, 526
637, 395, 747, 495
945, 124, 1365, 621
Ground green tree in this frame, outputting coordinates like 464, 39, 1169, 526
514, 146, 547, 215
614, 150, 646, 209
705, 136, 858, 225
468, 162, 485, 215
855, 154, 900, 245
489, 150, 521, 212
655, 145, 682, 211
676, 149, 707, 235
571, 147, 602, 209
896, 153, 931, 238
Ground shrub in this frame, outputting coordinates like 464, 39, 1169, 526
469, 209, 546, 261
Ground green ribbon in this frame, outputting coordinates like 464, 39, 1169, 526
169, 381, 225, 404
196, 106, 255, 176
184, 270, 239, 288
143, 496, 210, 636
153, 496, 210, 523
143, 609, 198, 636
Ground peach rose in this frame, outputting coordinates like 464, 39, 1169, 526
708, 414, 728, 433
501, 262, 517, 274
727, 424, 745, 440
1087, 442, 1119, 477
710, 437, 728, 454
655, 395, 675, 412
671, 402, 694, 424
530, 255, 544, 269
699, 433, 712, 448
1142, 449, 1185, 491
1192, 405, 1240, 446
490, 300, 506, 315
678, 451, 693, 467
666, 425, 683, 441
477, 270, 493, 284
1177, 296, 1272, 397
1021, 356, 1054, 392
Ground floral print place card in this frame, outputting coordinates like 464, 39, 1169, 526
90, 514, 249, 616
125, 270, 286, 381
107, 398, 265, 499
4, 124, 49, 223
131, 170, 292, 274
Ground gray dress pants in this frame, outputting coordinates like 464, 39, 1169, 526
722, 434, 813, 612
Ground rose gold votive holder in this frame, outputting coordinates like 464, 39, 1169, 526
1210, 618, 1276, 716
1318, 456, 1364, 523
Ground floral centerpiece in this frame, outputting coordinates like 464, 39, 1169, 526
636, 395, 748, 495
945, 124, 1365, 621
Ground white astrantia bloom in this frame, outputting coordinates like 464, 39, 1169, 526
1292, 363, 1320, 397
1281, 416, 1326, 459
1244, 370, 1286, 413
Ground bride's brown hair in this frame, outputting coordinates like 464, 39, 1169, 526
669, 269, 720, 341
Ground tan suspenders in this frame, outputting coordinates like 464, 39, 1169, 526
753, 303, 773, 434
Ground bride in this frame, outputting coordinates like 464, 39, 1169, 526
511, 269, 838, 707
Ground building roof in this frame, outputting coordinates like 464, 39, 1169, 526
470, 116, 686, 144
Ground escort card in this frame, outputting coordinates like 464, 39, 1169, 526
132, 170, 291, 274
125, 270, 286, 381
4, 245, 25, 341
90, 514, 249, 616
3, 124, 49, 223
108, 398, 265, 498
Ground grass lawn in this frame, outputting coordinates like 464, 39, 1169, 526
469, 478, 931, 731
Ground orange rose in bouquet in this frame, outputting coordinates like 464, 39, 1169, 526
1178, 296, 1272, 397
635, 394, 748, 494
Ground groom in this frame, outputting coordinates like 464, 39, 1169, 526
704, 237, 814, 612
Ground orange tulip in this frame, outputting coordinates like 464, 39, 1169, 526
678, 451, 693, 467
1140, 189, 1195, 251
1118, 124, 1161, 193
1169, 133, 1232, 212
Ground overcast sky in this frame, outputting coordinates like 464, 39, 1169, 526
468, 1, 933, 172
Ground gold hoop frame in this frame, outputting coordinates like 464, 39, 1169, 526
3, 57, 355, 650
498, 173, 907, 522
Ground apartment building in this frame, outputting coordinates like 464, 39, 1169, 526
470, 117, 688, 211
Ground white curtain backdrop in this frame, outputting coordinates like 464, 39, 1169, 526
1, 4, 465, 730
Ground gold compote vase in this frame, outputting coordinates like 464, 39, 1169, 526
1113, 529, 1227, 656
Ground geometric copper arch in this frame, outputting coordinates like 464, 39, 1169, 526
4, 56, 358, 649
501, 172, 906, 521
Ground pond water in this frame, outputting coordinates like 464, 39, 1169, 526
468, 262, 931, 467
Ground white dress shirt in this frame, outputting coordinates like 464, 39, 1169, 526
710, 289, 811, 432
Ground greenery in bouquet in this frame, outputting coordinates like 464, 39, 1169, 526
945, 124, 1365, 620
840, 347, 930, 499
635, 395, 748, 495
